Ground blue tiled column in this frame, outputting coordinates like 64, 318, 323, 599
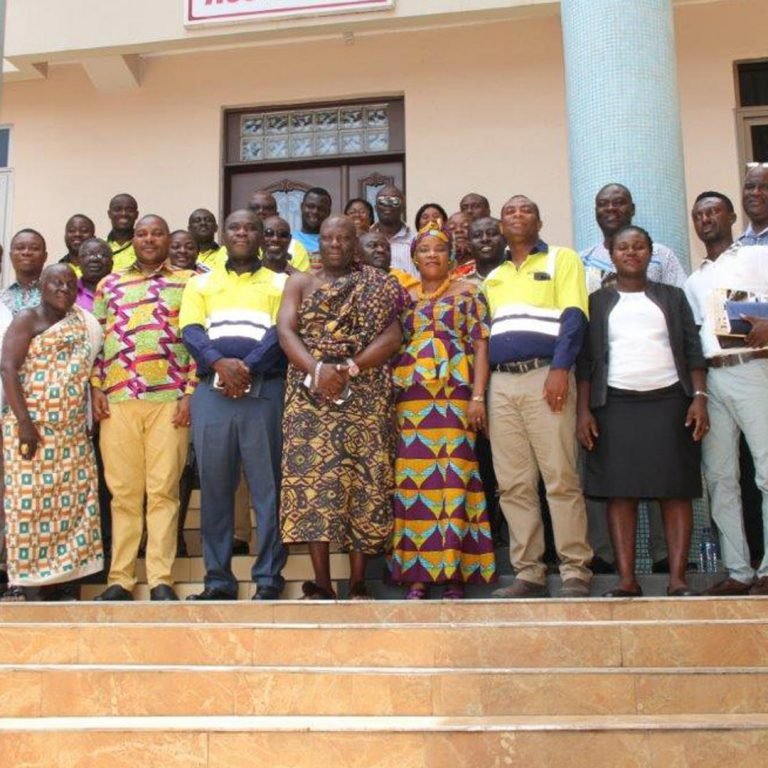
561, 0, 690, 270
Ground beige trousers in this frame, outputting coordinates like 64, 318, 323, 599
100, 400, 188, 590
488, 366, 592, 584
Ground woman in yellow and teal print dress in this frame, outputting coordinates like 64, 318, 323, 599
390, 226, 496, 599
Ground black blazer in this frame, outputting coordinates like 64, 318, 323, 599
576, 281, 706, 409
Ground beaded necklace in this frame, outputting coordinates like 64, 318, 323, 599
416, 276, 452, 302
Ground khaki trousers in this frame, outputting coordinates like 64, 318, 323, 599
488, 366, 592, 584
100, 400, 188, 590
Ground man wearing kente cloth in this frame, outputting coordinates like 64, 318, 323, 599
278, 216, 401, 599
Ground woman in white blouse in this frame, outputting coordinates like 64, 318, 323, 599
577, 226, 709, 597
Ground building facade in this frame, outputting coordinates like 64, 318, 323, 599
0, 0, 766, 284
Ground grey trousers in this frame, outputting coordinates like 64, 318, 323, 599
191, 377, 287, 594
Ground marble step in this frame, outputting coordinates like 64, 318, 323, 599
3, 597, 766, 625
2, 663, 768, 718
132, 552, 355, 583
2, 714, 768, 767
80, 581, 308, 601
2, 618, 768, 668
79, 564, 726, 598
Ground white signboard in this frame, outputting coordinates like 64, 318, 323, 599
186, 0, 395, 26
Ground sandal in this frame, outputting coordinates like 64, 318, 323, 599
405, 585, 428, 600
348, 581, 371, 601
0, 586, 27, 602
443, 583, 465, 600
301, 581, 336, 600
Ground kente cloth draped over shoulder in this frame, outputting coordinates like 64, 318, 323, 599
280, 265, 399, 554
3, 308, 104, 585
390, 286, 496, 585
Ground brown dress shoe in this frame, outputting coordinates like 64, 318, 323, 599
492, 578, 548, 599
702, 577, 753, 596
749, 576, 768, 595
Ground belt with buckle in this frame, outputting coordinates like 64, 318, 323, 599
707, 349, 768, 369
492, 357, 552, 374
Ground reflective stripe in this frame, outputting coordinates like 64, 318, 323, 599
491, 317, 560, 337
546, 246, 559, 280
493, 304, 561, 322
208, 322, 268, 342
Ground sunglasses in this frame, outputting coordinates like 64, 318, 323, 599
263, 229, 291, 238
377, 196, 402, 207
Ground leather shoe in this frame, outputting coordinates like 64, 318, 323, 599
94, 584, 133, 601
749, 576, 768, 595
557, 577, 591, 598
186, 586, 237, 601
702, 577, 753, 596
150, 584, 179, 601
251, 585, 281, 601
492, 578, 548, 599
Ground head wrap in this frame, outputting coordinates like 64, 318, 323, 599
410, 224, 453, 259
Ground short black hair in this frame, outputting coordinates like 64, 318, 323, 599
693, 190, 735, 213
596, 183, 633, 202
66, 213, 95, 230
78, 236, 112, 255
608, 224, 653, 255
12, 228, 46, 250
303, 187, 332, 204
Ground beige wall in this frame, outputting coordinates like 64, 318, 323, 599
0, 0, 765, 272
675, 0, 764, 265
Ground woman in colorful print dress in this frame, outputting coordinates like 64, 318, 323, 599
390, 226, 496, 599
1, 264, 104, 601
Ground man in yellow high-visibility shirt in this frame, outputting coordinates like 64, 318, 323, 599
106, 193, 139, 272
188, 208, 228, 272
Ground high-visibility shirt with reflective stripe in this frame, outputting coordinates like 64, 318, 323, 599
482, 244, 588, 369
179, 264, 286, 373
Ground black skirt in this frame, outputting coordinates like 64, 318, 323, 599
585, 383, 702, 499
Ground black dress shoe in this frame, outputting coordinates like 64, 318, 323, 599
150, 584, 179, 601
186, 586, 237, 601
251, 585, 281, 601
232, 539, 250, 556
94, 584, 133, 601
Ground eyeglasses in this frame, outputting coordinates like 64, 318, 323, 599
263, 229, 291, 238
377, 196, 402, 207
746, 162, 768, 169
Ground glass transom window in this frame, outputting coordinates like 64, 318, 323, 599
239, 104, 390, 162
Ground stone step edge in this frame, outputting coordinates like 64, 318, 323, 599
2, 663, 767, 675
0, 663, 768, 677
2, 714, 768, 733
5, 617, 768, 629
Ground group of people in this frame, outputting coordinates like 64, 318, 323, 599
1, 163, 767, 602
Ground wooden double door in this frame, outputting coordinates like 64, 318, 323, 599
226, 159, 404, 235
